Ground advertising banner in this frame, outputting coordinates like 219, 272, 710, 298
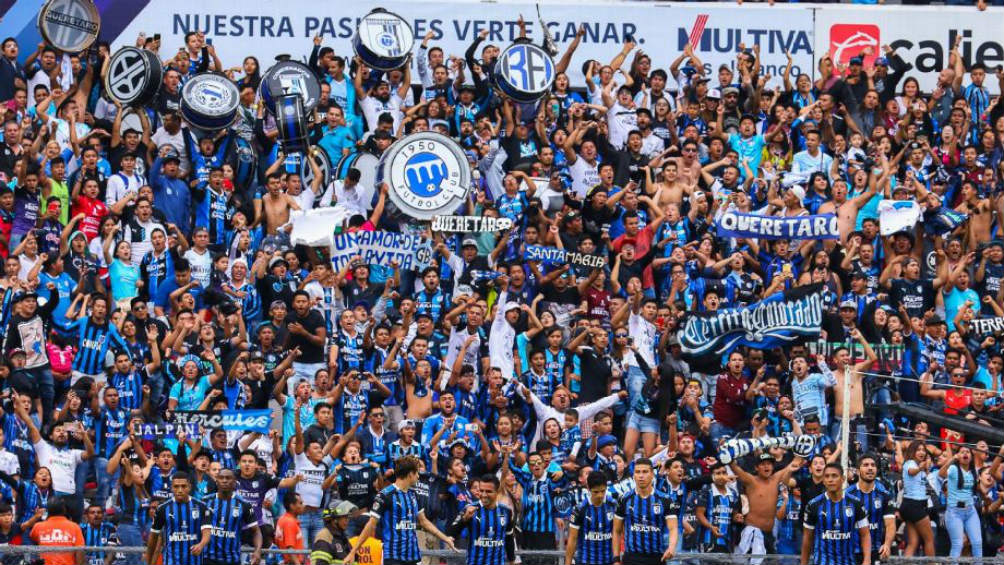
814, 5, 1004, 93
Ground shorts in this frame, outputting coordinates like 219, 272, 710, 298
621, 552, 663, 565
627, 411, 660, 434
900, 498, 929, 523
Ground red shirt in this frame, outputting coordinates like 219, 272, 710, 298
71, 195, 108, 241
712, 372, 749, 428
612, 225, 657, 288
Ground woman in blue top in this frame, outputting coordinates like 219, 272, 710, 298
900, 440, 936, 557
939, 445, 983, 558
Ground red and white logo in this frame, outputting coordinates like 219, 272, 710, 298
688, 14, 710, 50
829, 24, 880, 67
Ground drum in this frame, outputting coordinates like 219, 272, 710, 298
275, 94, 309, 155
334, 152, 379, 210
104, 47, 162, 107
352, 8, 414, 71
259, 59, 321, 116
377, 132, 471, 221
181, 73, 241, 131
38, 0, 100, 53
492, 41, 556, 104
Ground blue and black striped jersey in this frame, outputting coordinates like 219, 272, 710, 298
507, 460, 566, 533
845, 482, 894, 554
81, 521, 116, 565
447, 504, 515, 565
615, 490, 678, 556
151, 497, 213, 565
568, 499, 617, 564
803, 493, 868, 565
205, 494, 257, 563
68, 316, 128, 375
696, 484, 739, 551
369, 484, 424, 562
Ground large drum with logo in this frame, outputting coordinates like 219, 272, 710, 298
334, 152, 379, 210
275, 94, 309, 155
181, 73, 241, 131
38, 0, 100, 53
259, 59, 322, 117
377, 132, 471, 221
492, 41, 556, 104
104, 47, 162, 107
352, 8, 414, 71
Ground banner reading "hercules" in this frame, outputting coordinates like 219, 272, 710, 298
716, 211, 839, 240
678, 284, 825, 356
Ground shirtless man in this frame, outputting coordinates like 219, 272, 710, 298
955, 179, 992, 251
830, 328, 878, 451
259, 171, 301, 235
729, 452, 803, 560
667, 139, 703, 190
817, 176, 877, 244
648, 160, 692, 208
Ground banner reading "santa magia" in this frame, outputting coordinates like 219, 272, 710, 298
678, 284, 825, 356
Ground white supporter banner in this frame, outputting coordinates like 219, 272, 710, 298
110, 0, 815, 88
814, 5, 1004, 94
288, 208, 342, 247
330, 230, 434, 272
877, 199, 921, 236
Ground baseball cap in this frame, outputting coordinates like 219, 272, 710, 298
398, 419, 416, 432
759, 452, 774, 462
249, 351, 265, 362
268, 257, 287, 270
269, 300, 287, 310
504, 302, 522, 313
849, 56, 864, 66
13, 292, 37, 303
462, 236, 478, 248
706, 88, 722, 100
839, 299, 857, 310
6, 348, 25, 360
722, 86, 740, 97
789, 185, 806, 204
875, 57, 889, 66
597, 435, 618, 449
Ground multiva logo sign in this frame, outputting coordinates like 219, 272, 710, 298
816, 8, 1004, 92
677, 13, 813, 55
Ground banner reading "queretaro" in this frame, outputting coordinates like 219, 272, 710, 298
716, 211, 839, 240
678, 284, 825, 356
330, 230, 433, 272
171, 410, 272, 435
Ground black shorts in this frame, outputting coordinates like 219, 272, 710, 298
900, 498, 929, 523
520, 531, 557, 550
621, 552, 663, 565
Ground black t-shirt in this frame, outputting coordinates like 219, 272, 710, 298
108, 143, 150, 177
258, 275, 295, 310
889, 278, 933, 318
246, 371, 278, 409
577, 346, 612, 403
286, 309, 326, 363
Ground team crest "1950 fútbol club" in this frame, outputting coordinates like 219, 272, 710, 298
380, 132, 471, 221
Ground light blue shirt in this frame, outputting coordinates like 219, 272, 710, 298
791, 370, 837, 426
946, 464, 976, 507
944, 287, 980, 332
727, 133, 766, 177
902, 459, 928, 500
791, 149, 834, 180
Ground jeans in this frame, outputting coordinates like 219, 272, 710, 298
946, 504, 982, 560
300, 508, 324, 546
710, 422, 736, 444
291, 362, 326, 395
695, 371, 716, 404
147, 370, 166, 415
74, 458, 92, 497
95, 456, 118, 507
830, 416, 868, 454
625, 365, 648, 415
31, 367, 55, 425
117, 522, 144, 565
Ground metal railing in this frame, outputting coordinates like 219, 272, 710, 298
0, 547, 1001, 565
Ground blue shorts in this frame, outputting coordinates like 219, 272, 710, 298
627, 411, 660, 434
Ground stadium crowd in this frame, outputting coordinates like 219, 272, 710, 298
1, 6, 1004, 565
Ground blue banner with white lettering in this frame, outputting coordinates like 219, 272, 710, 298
716, 211, 839, 240
677, 284, 825, 356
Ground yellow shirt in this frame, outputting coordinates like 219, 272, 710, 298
349, 536, 383, 565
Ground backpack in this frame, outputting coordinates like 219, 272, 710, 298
47, 343, 73, 374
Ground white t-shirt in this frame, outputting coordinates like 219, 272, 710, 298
606, 102, 638, 150
0, 449, 20, 476
569, 156, 600, 199
628, 311, 657, 369
152, 127, 189, 175
360, 94, 404, 132
105, 172, 146, 208
183, 248, 213, 288
34, 439, 84, 493
293, 451, 331, 507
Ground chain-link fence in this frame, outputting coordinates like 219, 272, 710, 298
1, 547, 1002, 565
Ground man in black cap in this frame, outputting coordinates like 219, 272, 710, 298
4, 284, 59, 424
149, 148, 192, 233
